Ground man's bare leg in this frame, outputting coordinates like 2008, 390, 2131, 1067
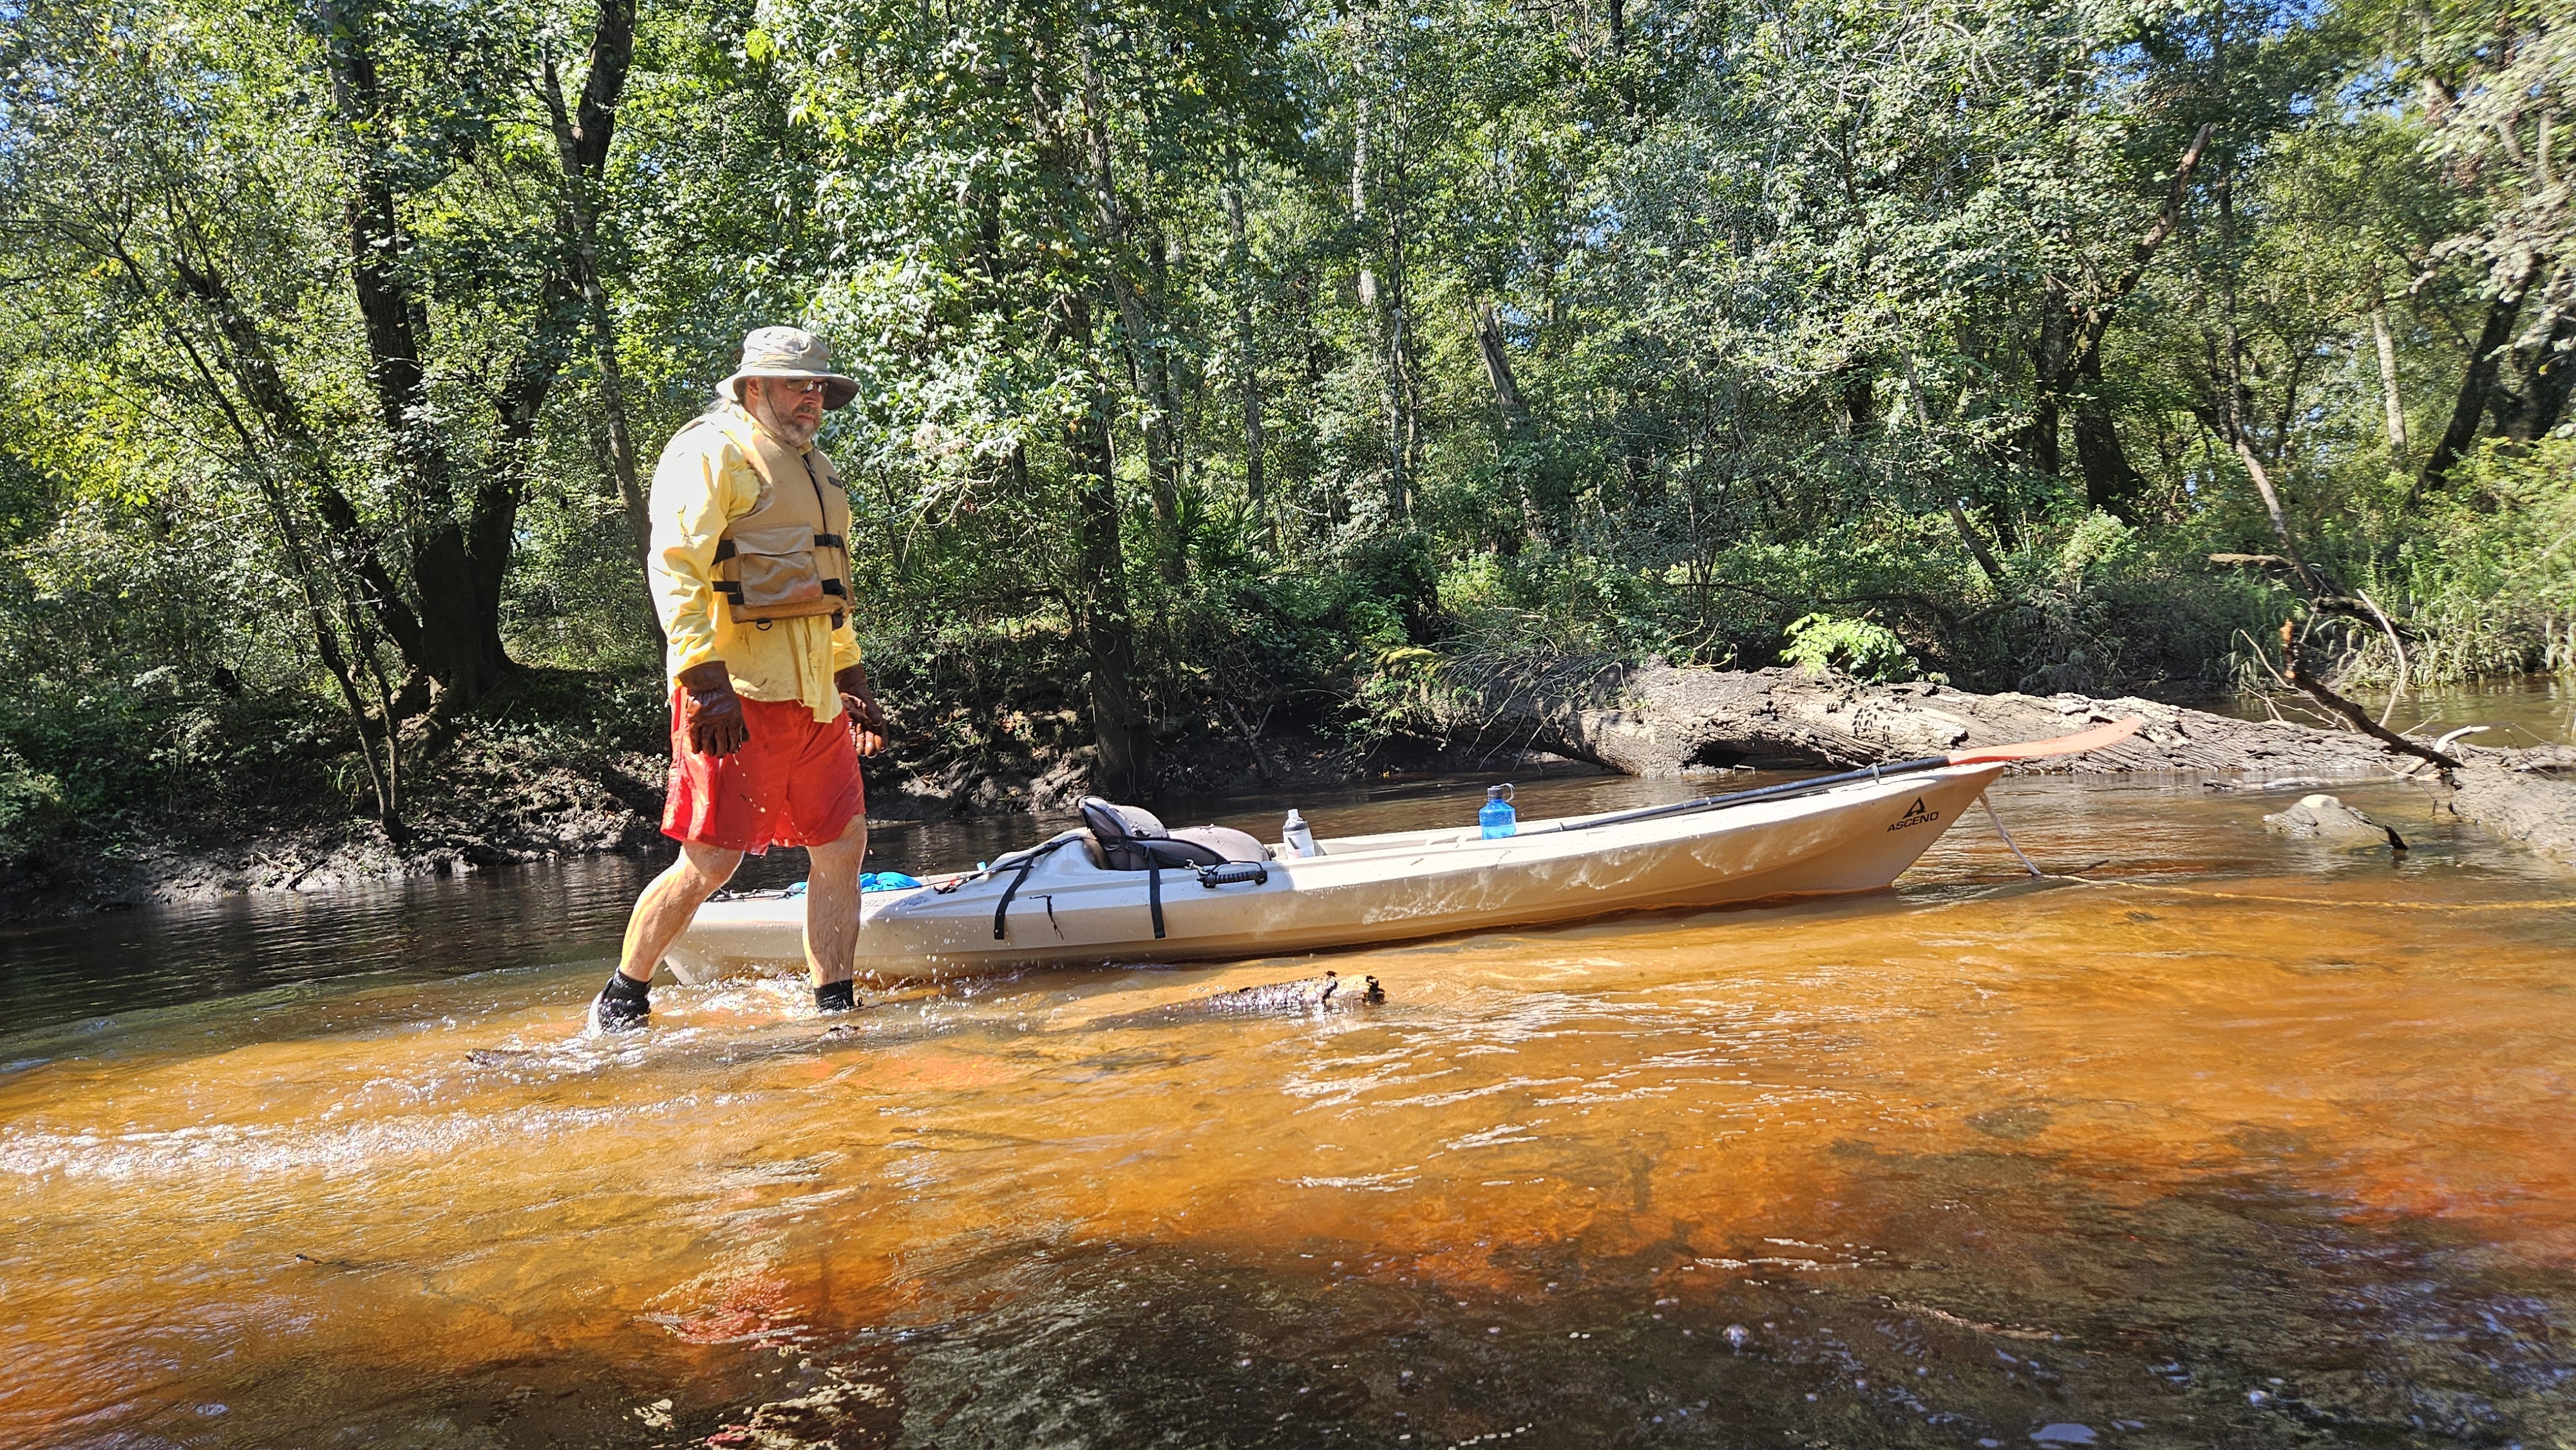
620, 840, 746, 982
591, 840, 743, 1030
803, 814, 869, 1007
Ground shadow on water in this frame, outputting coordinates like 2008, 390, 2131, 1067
104, 1149, 2570, 1448
694, 1169, 2576, 1450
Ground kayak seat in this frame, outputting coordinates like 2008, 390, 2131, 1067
1077, 796, 1267, 871
1170, 825, 1268, 864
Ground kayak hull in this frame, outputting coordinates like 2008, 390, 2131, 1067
661, 763, 2006, 985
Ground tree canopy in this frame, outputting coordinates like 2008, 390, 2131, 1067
2, 0, 2571, 845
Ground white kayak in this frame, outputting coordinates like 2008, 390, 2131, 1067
661, 759, 2014, 986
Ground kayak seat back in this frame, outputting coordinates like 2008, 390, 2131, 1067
1079, 796, 1266, 870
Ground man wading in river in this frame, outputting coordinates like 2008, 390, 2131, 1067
591, 327, 888, 1033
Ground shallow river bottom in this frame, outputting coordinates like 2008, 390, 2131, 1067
4, 769, 2573, 1449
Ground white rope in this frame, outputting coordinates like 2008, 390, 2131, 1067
1980, 795, 2045, 878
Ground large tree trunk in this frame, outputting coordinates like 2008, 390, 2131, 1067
1472, 300, 1548, 545
317, 2, 482, 692
2020, 293, 2070, 477
2369, 294, 2409, 461
313, 0, 636, 706
1075, 59, 1185, 588
2023, 123, 2211, 506
540, 40, 658, 645
2496, 270, 2576, 442
1066, 294, 1151, 799
2072, 350, 2146, 516
1223, 180, 1268, 543
2420, 254, 2541, 492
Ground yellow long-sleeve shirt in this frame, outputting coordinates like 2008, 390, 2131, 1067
649, 404, 862, 722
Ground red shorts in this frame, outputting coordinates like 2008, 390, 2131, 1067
661, 686, 866, 853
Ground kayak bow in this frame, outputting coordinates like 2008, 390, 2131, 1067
1540, 716, 2143, 836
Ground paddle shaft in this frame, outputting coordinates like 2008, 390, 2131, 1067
1536, 753, 1958, 836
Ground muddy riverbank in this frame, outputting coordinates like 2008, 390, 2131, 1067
0, 720, 1573, 923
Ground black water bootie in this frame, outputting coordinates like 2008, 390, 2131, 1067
813, 979, 860, 1013
591, 971, 652, 1033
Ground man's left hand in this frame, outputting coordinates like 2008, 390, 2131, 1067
836, 665, 888, 757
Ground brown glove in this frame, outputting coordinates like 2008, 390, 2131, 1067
835, 664, 887, 757
676, 661, 750, 758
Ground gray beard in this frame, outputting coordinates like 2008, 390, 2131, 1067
746, 399, 817, 447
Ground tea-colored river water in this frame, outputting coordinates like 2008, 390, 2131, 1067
6, 726, 2575, 1446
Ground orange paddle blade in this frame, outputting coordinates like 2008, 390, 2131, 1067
1946, 715, 2142, 765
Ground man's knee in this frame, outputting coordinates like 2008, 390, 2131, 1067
675, 842, 744, 893
810, 814, 868, 866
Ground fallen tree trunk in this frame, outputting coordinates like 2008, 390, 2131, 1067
2448, 764, 2576, 867
1441, 659, 2576, 862
1451, 661, 2430, 776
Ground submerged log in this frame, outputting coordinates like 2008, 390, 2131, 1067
2260, 794, 2406, 851
1092, 972, 1385, 1029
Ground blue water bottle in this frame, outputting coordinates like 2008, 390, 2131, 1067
1480, 784, 1518, 839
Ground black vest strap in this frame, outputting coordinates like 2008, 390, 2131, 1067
716, 534, 843, 562
716, 536, 845, 564
714, 579, 844, 602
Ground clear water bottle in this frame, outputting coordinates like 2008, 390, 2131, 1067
1480, 784, 1518, 839
1282, 808, 1318, 858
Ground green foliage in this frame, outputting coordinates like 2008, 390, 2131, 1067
2403, 441, 2576, 681
1780, 615, 1919, 684
3, 0, 2573, 862
0, 740, 66, 852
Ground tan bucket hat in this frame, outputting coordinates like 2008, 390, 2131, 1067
721, 326, 858, 410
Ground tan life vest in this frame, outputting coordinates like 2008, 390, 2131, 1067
687, 411, 855, 628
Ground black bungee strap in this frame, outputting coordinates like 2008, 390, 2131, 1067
992, 856, 1038, 940
990, 834, 1254, 945
991, 836, 1077, 941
